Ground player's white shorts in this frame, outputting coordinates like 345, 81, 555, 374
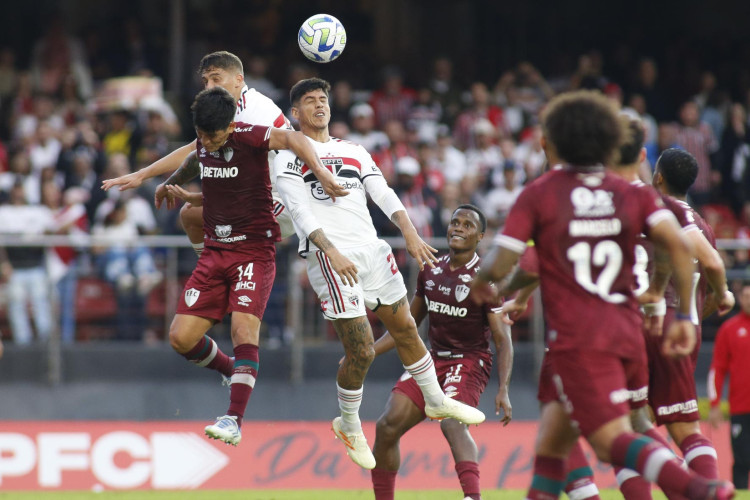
306, 240, 407, 320
272, 194, 296, 240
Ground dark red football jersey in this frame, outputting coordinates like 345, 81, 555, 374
415, 253, 501, 354
664, 198, 716, 328
196, 122, 281, 249
499, 167, 674, 357
633, 186, 692, 296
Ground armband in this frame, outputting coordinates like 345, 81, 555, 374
675, 312, 691, 321
641, 298, 666, 317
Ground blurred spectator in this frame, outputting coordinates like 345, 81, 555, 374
102, 109, 141, 163
13, 93, 64, 143
674, 100, 719, 207
369, 66, 417, 127
0, 151, 40, 204
392, 156, 443, 239
482, 161, 524, 232
623, 94, 659, 167
91, 199, 161, 341
513, 62, 554, 116
329, 121, 350, 140
701, 89, 731, 142
429, 56, 463, 125
0, 47, 18, 99
496, 136, 526, 186
43, 183, 89, 344
629, 58, 671, 122
570, 52, 609, 91
329, 80, 354, 124
30, 16, 92, 99
415, 140, 445, 193
693, 71, 718, 112
95, 154, 157, 234
453, 82, 506, 151
28, 119, 62, 174
346, 103, 389, 154
372, 119, 416, 184
407, 87, 442, 143
718, 103, 750, 218
513, 127, 546, 182
244, 55, 280, 102
464, 118, 502, 202
434, 124, 468, 186
0, 182, 54, 344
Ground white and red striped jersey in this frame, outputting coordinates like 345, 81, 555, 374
273, 136, 405, 255
236, 85, 290, 130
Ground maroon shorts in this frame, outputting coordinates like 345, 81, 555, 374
538, 350, 648, 410
547, 348, 648, 437
176, 241, 276, 321
646, 308, 700, 425
393, 351, 492, 417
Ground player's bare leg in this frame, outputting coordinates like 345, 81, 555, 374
204, 311, 261, 446
371, 392, 424, 500
375, 296, 484, 425
667, 420, 720, 480
331, 315, 376, 469
180, 204, 205, 256
441, 418, 482, 500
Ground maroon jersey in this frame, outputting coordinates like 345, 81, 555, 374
664, 198, 716, 327
499, 167, 674, 357
633, 186, 692, 296
196, 122, 281, 249
415, 253, 502, 354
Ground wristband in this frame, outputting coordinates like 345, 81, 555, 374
675, 312, 691, 321
641, 299, 666, 317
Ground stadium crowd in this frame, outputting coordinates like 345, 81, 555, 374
1, 14, 750, 344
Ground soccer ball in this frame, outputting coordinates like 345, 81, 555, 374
298, 14, 346, 63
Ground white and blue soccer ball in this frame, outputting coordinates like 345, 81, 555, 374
298, 14, 346, 63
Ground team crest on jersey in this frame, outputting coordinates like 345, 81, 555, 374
223, 147, 234, 162
323, 158, 344, 175
184, 288, 200, 307
431, 267, 443, 275
458, 274, 472, 283
455, 284, 470, 302
348, 295, 360, 308
425, 280, 435, 290
215, 225, 232, 238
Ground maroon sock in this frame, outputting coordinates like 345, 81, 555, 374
371, 468, 397, 500
614, 466, 653, 500
564, 441, 599, 498
609, 432, 710, 500
680, 433, 719, 480
226, 343, 259, 427
456, 461, 481, 499
183, 335, 233, 376
527, 455, 566, 500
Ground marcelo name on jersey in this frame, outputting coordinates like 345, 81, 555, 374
425, 297, 468, 317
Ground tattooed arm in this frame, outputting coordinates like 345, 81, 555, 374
155, 151, 202, 210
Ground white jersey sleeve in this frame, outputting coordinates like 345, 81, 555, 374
235, 85, 291, 129
274, 156, 322, 238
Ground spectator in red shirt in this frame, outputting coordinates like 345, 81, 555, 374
369, 66, 417, 128
709, 283, 750, 489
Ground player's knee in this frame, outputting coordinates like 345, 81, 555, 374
588, 439, 612, 463
388, 316, 418, 342
168, 325, 190, 353
376, 415, 403, 443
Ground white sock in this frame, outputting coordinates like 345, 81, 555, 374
337, 383, 363, 433
404, 353, 444, 407
192, 242, 204, 257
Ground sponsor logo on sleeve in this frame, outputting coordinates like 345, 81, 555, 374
238, 295, 252, 307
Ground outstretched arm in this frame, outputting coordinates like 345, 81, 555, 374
269, 129, 348, 201
155, 151, 202, 209
390, 210, 439, 271
102, 140, 197, 191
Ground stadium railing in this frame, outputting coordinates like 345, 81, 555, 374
0, 234, 746, 384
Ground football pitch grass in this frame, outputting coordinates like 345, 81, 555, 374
2, 491, 749, 500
